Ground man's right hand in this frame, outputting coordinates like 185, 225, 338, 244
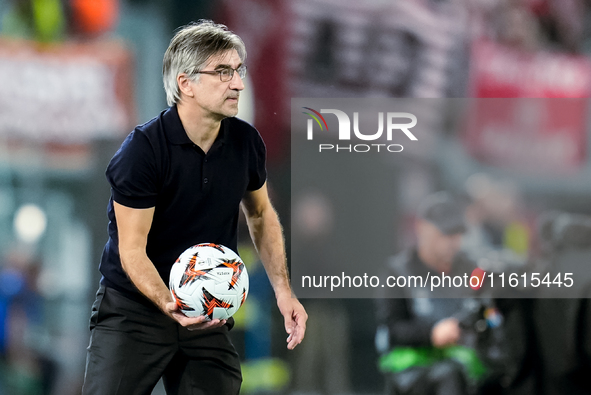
165, 301, 227, 331
431, 317, 461, 348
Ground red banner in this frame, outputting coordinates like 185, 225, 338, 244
465, 41, 589, 174
470, 40, 591, 98
463, 99, 587, 174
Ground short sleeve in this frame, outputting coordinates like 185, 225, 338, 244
247, 128, 267, 191
106, 130, 159, 208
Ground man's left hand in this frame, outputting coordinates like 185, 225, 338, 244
277, 295, 307, 350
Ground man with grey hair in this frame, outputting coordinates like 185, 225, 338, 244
82, 20, 307, 395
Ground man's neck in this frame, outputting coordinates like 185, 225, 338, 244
177, 103, 223, 153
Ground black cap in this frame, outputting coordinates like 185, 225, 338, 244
417, 191, 466, 235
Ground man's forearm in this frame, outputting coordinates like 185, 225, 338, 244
241, 186, 308, 349
120, 251, 172, 311
247, 208, 292, 298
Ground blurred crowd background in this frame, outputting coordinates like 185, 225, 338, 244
1, 0, 591, 394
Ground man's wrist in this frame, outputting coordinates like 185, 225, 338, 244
275, 288, 293, 300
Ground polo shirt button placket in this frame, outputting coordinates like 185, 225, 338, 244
203, 155, 210, 187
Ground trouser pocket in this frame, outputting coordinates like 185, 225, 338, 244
89, 285, 106, 331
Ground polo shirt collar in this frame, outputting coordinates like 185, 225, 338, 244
163, 105, 228, 146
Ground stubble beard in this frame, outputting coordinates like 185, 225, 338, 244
223, 99, 240, 118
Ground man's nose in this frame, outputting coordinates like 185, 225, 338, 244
229, 73, 245, 90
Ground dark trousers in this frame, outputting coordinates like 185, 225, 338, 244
82, 285, 242, 395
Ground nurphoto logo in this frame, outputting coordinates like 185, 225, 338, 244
303, 107, 418, 153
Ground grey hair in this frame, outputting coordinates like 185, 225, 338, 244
162, 20, 247, 106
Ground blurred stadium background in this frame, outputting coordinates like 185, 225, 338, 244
1, 0, 591, 394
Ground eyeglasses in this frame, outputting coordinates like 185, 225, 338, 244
195, 65, 247, 82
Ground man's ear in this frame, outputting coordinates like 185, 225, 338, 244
177, 73, 194, 99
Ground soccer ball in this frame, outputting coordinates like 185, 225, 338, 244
169, 243, 249, 320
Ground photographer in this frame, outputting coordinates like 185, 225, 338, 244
376, 192, 483, 395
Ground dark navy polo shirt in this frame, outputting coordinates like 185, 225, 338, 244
99, 105, 267, 300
